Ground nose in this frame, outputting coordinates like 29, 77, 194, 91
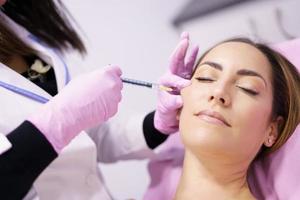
209, 86, 231, 107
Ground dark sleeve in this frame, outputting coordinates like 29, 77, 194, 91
0, 121, 58, 199
143, 111, 169, 149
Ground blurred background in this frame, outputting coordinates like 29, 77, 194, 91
63, 0, 300, 199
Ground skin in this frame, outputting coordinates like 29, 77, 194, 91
6, 55, 29, 74
176, 42, 281, 200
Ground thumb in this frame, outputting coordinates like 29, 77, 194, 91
103, 65, 122, 76
160, 73, 191, 89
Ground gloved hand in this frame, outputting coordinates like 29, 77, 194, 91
28, 65, 123, 153
154, 32, 199, 134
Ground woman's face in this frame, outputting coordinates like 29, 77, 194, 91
0, 0, 6, 6
180, 42, 279, 161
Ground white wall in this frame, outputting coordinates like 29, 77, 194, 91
62, 0, 300, 199
178, 0, 300, 55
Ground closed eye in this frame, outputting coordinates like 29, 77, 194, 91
237, 86, 259, 96
195, 77, 214, 82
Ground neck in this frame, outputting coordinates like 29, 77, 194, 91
175, 150, 255, 200
6, 55, 29, 74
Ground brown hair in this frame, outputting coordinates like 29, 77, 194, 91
0, 20, 37, 65
193, 38, 300, 154
0, 0, 86, 64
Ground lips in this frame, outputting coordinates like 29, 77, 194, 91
196, 110, 231, 127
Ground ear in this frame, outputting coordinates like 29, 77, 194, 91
264, 116, 284, 147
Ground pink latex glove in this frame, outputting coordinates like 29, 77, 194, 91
28, 65, 123, 153
154, 32, 199, 134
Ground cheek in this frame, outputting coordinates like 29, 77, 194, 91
180, 87, 195, 126
181, 82, 209, 108
235, 95, 272, 130
179, 86, 202, 143
232, 96, 273, 151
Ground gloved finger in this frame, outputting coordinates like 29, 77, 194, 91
104, 65, 122, 77
173, 95, 184, 109
104, 91, 122, 119
111, 78, 123, 90
184, 45, 199, 78
158, 91, 182, 110
114, 92, 122, 103
159, 73, 191, 89
169, 39, 189, 74
103, 65, 123, 90
106, 93, 122, 109
180, 31, 189, 40
106, 103, 119, 120
112, 74, 123, 90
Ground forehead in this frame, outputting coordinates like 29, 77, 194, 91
199, 42, 272, 78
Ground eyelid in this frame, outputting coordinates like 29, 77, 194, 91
237, 76, 265, 91
236, 86, 259, 96
194, 71, 217, 81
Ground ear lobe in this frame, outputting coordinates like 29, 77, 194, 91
264, 136, 276, 147
264, 116, 283, 147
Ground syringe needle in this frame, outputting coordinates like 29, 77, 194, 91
121, 77, 175, 92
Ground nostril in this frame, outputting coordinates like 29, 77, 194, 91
220, 97, 225, 104
209, 94, 229, 106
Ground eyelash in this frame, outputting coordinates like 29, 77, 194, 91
195, 77, 259, 96
195, 77, 214, 82
236, 86, 259, 96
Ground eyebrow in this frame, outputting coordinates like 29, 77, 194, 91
199, 61, 267, 87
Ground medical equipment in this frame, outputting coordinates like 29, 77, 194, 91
121, 77, 176, 92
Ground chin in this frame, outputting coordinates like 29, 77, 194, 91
183, 124, 239, 152
183, 129, 225, 148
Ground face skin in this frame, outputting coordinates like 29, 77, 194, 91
179, 41, 280, 162
0, 0, 6, 6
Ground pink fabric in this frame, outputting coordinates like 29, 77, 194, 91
144, 134, 183, 200
143, 38, 300, 200
249, 126, 300, 200
272, 38, 300, 68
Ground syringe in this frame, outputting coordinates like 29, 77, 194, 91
121, 77, 175, 92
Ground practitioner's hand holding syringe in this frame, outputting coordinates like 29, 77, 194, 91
154, 32, 199, 134
28, 66, 123, 153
